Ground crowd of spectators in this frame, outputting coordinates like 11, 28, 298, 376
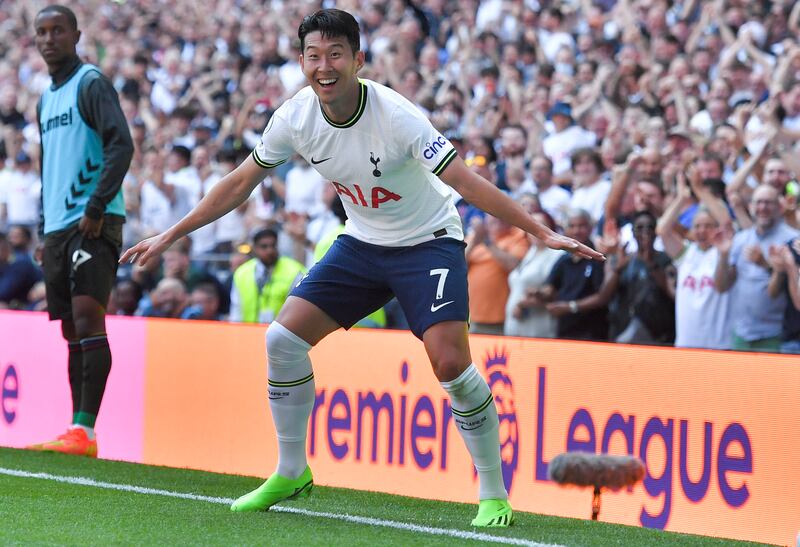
1, 0, 799, 352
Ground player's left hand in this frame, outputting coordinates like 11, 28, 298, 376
543, 233, 605, 261
78, 215, 104, 239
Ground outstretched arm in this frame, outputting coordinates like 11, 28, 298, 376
121, 155, 268, 266
656, 173, 692, 259
439, 158, 604, 261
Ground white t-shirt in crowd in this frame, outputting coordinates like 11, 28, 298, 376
140, 179, 194, 234
254, 79, 463, 247
190, 170, 247, 257
569, 179, 611, 222
537, 29, 576, 62
1, 169, 41, 226
284, 163, 326, 216
674, 243, 732, 349
542, 125, 597, 175
536, 184, 572, 227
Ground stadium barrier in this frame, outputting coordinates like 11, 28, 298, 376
1, 310, 797, 545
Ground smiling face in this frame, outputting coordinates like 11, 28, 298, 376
690, 210, 717, 250
750, 185, 782, 232
300, 31, 364, 108
34, 10, 80, 72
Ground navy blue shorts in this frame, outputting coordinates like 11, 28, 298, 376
291, 234, 469, 339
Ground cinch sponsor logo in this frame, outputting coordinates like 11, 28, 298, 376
309, 360, 454, 470
423, 136, 447, 160
40, 107, 74, 135
533, 367, 753, 530
2, 363, 19, 425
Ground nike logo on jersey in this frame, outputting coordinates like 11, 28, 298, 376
72, 249, 92, 269
310, 156, 332, 165
430, 300, 454, 312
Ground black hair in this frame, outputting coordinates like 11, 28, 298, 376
9, 225, 32, 242
37, 5, 78, 30
544, 7, 564, 21
170, 145, 192, 164
479, 65, 500, 79
702, 178, 726, 199
632, 210, 657, 227
217, 148, 238, 164
253, 227, 278, 245
699, 152, 724, 175
480, 136, 498, 164
298, 9, 360, 55
193, 281, 221, 301
116, 278, 144, 303
538, 64, 555, 79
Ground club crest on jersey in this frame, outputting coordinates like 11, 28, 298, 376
332, 181, 400, 208
423, 136, 448, 160
370, 152, 382, 177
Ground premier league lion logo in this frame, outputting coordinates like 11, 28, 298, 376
484, 349, 519, 494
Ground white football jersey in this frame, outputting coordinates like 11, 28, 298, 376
253, 79, 463, 246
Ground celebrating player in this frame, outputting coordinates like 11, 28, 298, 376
121, 9, 603, 527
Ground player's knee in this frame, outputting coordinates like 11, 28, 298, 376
72, 314, 101, 340
430, 352, 469, 382
266, 321, 312, 368
60, 320, 77, 342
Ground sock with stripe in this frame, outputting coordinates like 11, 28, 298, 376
67, 341, 83, 421
440, 364, 507, 500
266, 322, 315, 480
75, 334, 112, 434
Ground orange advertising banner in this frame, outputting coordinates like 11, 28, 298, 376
142, 320, 800, 545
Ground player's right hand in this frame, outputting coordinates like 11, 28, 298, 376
119, 233, 172, 267
543, 233, 605, 261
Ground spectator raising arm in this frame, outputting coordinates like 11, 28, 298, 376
656, 172, 692, 259
713, 225, 736, 293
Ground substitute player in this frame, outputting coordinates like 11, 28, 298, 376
28, 5, 132, 457
121, 9, 603, 527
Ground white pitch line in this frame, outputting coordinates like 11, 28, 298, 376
0, 467, 561, 547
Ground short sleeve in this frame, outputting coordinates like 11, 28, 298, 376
390, 104, 457, 176
252, 108, 294, 170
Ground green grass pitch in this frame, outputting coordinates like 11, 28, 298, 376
0, 448, 771, 546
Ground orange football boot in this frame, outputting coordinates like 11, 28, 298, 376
27, 428, 98, 457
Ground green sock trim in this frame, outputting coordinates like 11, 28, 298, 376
73, 411, 97, 428
451, 394, 494, 418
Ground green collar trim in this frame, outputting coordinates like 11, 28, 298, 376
319, 80, 367, 128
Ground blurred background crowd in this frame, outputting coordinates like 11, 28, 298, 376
1, 0, 799, 352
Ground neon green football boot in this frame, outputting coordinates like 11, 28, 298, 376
471, 499, 514, 527
230, 466, 313, 512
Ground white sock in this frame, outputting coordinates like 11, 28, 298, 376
70, 424, 95, 440
266, 322, 315, 480
440, 364, 507, 500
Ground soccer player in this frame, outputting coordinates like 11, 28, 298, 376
121, 9, 602, 526
27, 5, 133, 457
